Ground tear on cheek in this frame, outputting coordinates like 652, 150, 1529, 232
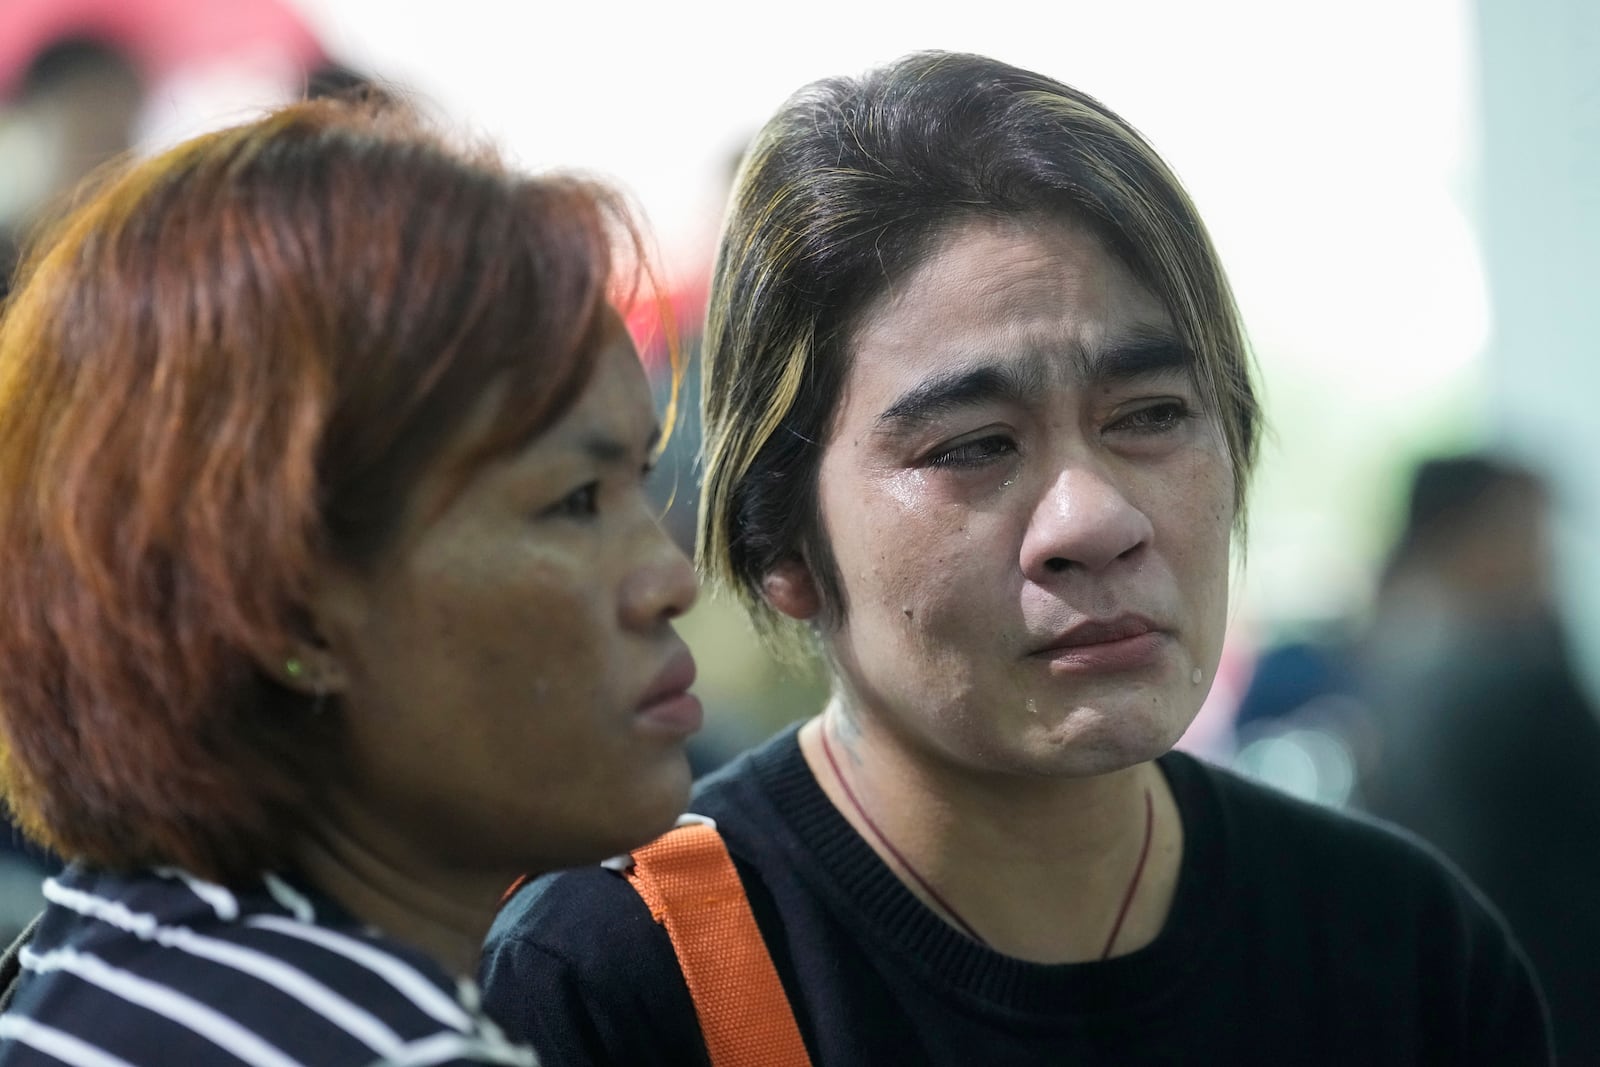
885, 470, 932, 512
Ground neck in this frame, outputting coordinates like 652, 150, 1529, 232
295, 800, 514, 978
800, 702, 1183, 963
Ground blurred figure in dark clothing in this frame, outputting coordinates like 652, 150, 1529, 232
1359, 454, 1600, 1066
1, 36, 144, 303
0, 35, 136, 935
302, 59, 408, 110
304, 59, 372, 100
1233, 630, 1359, 737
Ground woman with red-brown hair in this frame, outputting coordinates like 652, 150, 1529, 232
0, 97, 702, 1065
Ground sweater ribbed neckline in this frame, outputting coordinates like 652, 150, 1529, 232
743, 725, 1227, 1020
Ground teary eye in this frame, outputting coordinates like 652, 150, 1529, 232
1109, 401, 1193, 435
927, 434, 1018, 469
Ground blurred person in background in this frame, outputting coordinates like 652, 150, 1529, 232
1357, 454, 1600, 1065
482, 51, 1549, 1065
0, 32, 149, 939
0, 35, 144, 302
1224, 613, 1368, 810
0, 97, 701, 1064
0, 1, 368, 303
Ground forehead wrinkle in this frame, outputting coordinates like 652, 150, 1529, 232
854, 219, 1191, 442
904, 289, 1182, 392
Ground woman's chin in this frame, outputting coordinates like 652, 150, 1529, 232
570, 760, 694, 867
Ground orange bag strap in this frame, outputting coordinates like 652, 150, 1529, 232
625, 817, 814, 1067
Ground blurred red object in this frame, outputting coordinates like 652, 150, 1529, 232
625, 275, 708, 376
0, 0, 324, 98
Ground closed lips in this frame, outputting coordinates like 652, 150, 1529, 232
637, 650, 696, 710
1030, 616, 1160, 655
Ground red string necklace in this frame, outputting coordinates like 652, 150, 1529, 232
819, 724, 1155, 961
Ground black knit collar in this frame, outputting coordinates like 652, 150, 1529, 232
745, 724, 1230, 1019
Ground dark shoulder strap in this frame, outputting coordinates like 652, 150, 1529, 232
0, 910, 44, 1013
626, 821, 812, 1067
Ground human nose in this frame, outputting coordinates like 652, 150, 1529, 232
1019, 464, 1153, 581
620, 517, 699, 630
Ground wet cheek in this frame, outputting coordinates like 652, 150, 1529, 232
869, 504, 973, 633
882, 468, 932, 513
1168, 444, 1233, 527
1167, 458, 1234, 634
824, 460, 973, 636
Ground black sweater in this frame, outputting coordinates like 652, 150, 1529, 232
482, 726, 1550, 1065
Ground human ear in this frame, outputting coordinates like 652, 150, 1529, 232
761, 557, 821, 621
264, 640, 348, 698
262, 565, 363, 697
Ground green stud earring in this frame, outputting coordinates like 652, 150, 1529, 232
285, 657, 305, 679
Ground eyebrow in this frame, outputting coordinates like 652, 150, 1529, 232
578, 424, 662, 466
874, 329, 1193, 434
1079, 328, 1193, 384
875, 362, 1046, 432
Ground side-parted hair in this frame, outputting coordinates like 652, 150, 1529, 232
0, 98, 642, 882
699, 51, 1261, 656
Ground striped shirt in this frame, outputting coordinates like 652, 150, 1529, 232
0, 865, 538, 1066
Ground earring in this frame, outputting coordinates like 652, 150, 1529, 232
285, 658, 305, 679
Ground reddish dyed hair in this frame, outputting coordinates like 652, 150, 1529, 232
0, 98, 645, 882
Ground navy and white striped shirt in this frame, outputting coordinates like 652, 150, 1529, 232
0, 865, 538, 1066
